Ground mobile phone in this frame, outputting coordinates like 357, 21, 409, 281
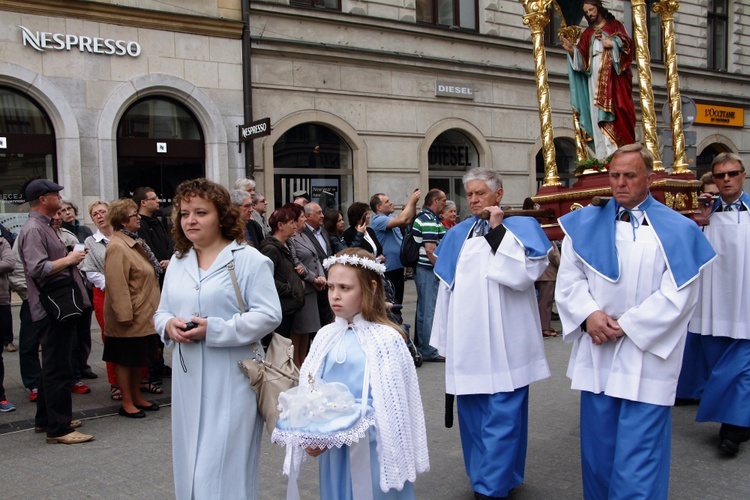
73, 243, 85, 252
183, 321, 198, 331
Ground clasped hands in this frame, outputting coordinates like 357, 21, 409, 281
586, 310, 623, 346
166, 317, 207, 343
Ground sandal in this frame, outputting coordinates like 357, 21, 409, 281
542, 330, 559, 338
140, 382, 164, 394
110, 385, 122, 401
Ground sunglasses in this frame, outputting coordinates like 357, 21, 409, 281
712, 170, 744, 180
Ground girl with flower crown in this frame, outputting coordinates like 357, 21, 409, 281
273, 248, 429, 499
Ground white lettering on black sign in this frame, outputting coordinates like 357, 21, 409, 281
239, 118, 272, 142
436, 81, 475, 99
20, 26, 141, 57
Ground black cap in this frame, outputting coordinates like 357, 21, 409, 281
25, 179, 64, 202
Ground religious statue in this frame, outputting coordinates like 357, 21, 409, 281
560, 0, 636, 159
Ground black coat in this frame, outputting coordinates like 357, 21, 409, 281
258, 236, 304, 315
136, 214, 173, 261
343, 226, 382, 258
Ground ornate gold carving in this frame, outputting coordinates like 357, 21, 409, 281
691, 191, 699, 209
630, 0, 663, 170
573, 111, 590, 163
520, 0, 561, 187
664, 191, 687, 210
653, 1, 689, 173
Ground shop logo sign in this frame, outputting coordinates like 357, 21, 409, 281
19, 26, 141, 57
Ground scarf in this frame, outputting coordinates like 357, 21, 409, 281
120, 228, 163, 276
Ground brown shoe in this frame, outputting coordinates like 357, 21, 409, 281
46, 430, 93, 444
36, 420, 83, 433
542, 330, 559, 338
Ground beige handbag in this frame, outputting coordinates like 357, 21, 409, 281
228, 258, 300, 435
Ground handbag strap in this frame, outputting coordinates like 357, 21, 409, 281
226, 252, 263, 354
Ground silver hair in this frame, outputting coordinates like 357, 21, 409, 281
463, 168, 503, 192
234, 178, 256, 190
229, 189, 251, 206
442, 200, 456, 212
304, 202, 319, 215
60, 198, 79, 215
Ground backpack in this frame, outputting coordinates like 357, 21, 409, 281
399, 211, 424, 268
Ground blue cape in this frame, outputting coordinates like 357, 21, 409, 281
558, 194, 716, 290
434, 215, 552, 289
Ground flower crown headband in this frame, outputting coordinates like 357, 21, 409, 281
323, 254, 386, 276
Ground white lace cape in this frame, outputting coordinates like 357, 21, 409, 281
281, 315, 430, 493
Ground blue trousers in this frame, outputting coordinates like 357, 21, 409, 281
695, 336, 750, 427
457, 387, 529, 497
580, 392, 671, 500
413, 265, 440, 360
676, 331, 710, 399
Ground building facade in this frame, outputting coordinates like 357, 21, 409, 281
1, 0, 748, 230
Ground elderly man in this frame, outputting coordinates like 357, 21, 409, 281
252, 193, 272, 236
412, 188, 447, 362
230, 189, 264, 247
688, 152, 750, 456
302, 202, 333, 326
556, 144, 715, 498
369, 189, 421, 305
431, 168, 551, 499
17, 179, 93, 444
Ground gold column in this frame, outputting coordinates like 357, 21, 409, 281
521, 0, 561, 187
631, 0, 663, 170
654, 0, 689, 174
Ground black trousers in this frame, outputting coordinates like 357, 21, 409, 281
18, 300, 41, 390
385, 268, 405, 306
70, 307, 93, 379
0, 304, 12, 345
35, 315, 75, 437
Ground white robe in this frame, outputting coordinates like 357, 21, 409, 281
431, 233, 550, 395
689, 209, 750, 340
556, 221, 701, 406
153, 242, 282, 500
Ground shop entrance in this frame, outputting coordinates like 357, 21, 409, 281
427, 130, 478, 220
117, 97, 205, 225
0, 86, 56, 234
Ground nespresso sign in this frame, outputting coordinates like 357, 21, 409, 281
436, 81, 475, 100
19, 25, 141, 57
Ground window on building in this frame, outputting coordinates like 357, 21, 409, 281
707, 0, 728, 70
417, 0, 477, 31
0, 86, 56, 231
290, 0, 340, 11
646, 0, 663, 62
544, 5, 563, 46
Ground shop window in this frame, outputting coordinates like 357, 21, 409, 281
544, 5, 564, 46
273, 123, 353, 214
290, 0, 340, 11
428, 130, 478, 219
535, 138, 577, 189
707, 0, 728, 71
117, 97, 205, 225
417, 0, 478, 31
0, 86, 56, 233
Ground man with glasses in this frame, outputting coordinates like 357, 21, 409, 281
17, 179, 93, 444
688, 152, 750, 456
252, 193, 271, 236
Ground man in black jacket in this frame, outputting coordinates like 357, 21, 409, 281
133, 186, 173, 385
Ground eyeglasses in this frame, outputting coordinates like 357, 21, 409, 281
146, 196, 160, 202
712, 170, 744, 180
241, 204, 254, 209
127, 213, 140, 219
91, 210, 107, 217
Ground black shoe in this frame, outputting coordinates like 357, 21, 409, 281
719, 438, 740, 456
674, 398, 700, 406
162, 365, 172, 378
474, 492, 508, 500
80, 371, 98, 379
135, 402, 160, 412
118, 407, 146, 419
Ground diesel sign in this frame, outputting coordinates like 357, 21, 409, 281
436, 81, 475, 100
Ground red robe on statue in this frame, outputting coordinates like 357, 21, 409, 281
574, 17, 636, 150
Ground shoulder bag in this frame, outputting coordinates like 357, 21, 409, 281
35, 268, 84, 322
228, 255, 300, 435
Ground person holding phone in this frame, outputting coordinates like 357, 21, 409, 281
343, 202, 384, 261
